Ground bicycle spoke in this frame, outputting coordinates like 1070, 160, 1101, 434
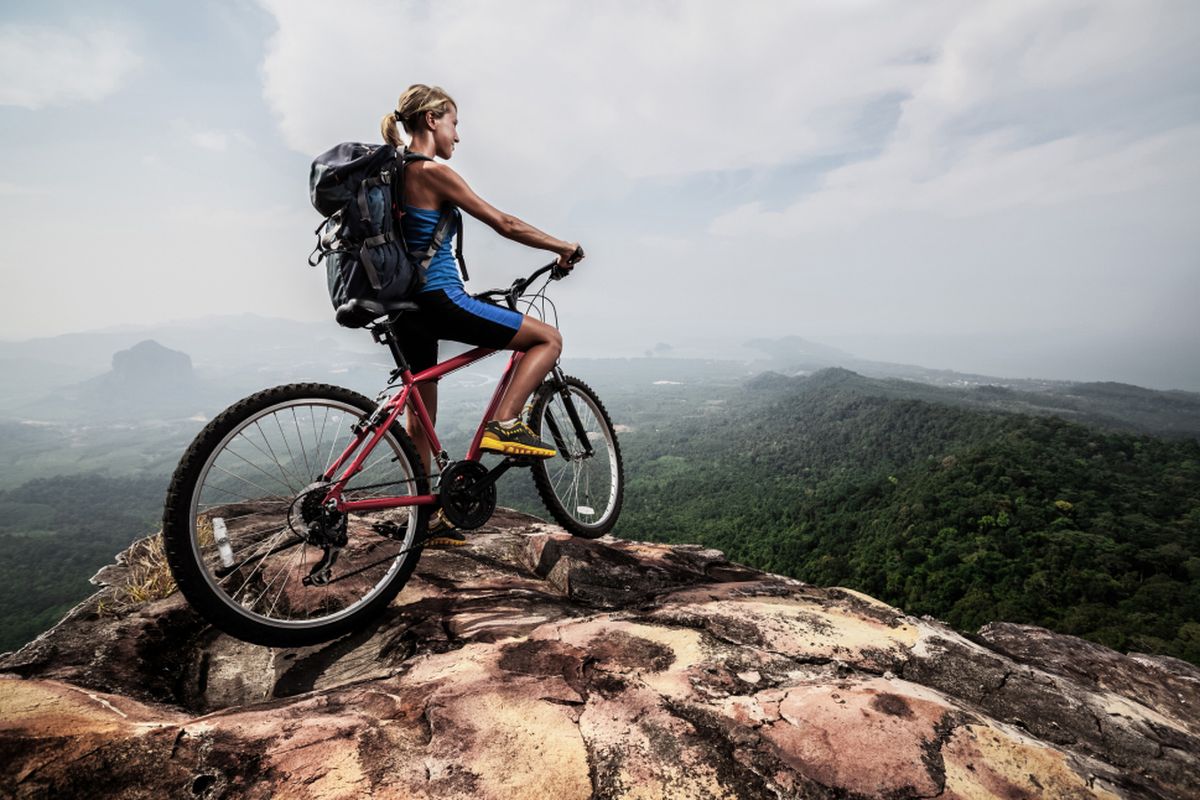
315, 406, 331, 469
323, 409, 347, 476
291, 406, 313, 479
272, 413, 303, 484
262, 542, 305, 619
210, 462, 294, 505
214, 530, 302, 582
229, 526, 292, 602
219, 440, 301, 497
253, 420, 303, 494
231, 428, 303, 487
199, 482, 288, 507
308, 408, 327, 480
551, 457, 573, 497
584, 462, 593, 519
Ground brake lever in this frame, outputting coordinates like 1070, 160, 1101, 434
551, 246, 585, 280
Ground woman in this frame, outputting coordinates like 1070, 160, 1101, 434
381, 84, 582, 544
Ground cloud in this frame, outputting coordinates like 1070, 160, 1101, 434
712, 124, 1200, 237
0, 23, 140, 109
188, 129, 253, 152
711, 1, 1200, 235
257, 1, 1198, 226
257, 1, 961, 201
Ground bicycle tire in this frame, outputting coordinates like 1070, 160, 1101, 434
162, 382, 429, 647
528, 375, 624, 538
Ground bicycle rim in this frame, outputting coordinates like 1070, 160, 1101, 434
187, 396, 420, 631
534, 386, 620, 529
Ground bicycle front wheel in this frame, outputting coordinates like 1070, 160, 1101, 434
162, 383, 429, 647
529, 375, 624, 538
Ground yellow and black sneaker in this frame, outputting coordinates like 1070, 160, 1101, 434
479, 419, 556, 458
423, 509, 467, 548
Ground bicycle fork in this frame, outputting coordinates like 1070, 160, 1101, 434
541, 367, 595, 459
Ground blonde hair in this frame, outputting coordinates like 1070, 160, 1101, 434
380, 84, 456, 148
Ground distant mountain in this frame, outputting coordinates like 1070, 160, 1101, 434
0, 314, 373, 373
743, 366, 1200, 440
67, 340, 205, 420
745, 334, 1079, 392
107, 339, 193, 386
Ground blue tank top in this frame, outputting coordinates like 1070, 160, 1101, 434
401, 206, 460, 293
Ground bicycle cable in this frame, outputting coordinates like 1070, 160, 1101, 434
520, 273, 560, 329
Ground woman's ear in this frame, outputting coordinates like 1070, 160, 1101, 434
425, 109, 438, 131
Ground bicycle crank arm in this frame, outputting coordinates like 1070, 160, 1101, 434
464, 457, 530, 500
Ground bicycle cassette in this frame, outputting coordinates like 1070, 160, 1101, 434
438, 460, 496, 530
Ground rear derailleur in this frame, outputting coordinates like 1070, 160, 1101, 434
291, 481, 347, 586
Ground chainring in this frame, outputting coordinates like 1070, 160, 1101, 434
439, 461, 496, 530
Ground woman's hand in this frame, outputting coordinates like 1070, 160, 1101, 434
556, 243, 585, 271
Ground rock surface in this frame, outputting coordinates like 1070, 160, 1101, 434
2, 508, 1199, 799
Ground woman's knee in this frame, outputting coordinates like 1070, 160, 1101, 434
546, 325, 563, 355
510, 317, 561, 353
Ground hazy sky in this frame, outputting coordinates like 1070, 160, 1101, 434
2, 1, 1198, 388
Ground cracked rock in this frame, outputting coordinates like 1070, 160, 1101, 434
2, 507, 1197, 799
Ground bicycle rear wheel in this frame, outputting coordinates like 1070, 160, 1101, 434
528, 375, 623, 537
162, 383, 429, 647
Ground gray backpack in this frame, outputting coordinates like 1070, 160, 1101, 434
307, 143, 465, 327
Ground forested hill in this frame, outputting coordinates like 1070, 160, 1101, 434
741, 366, 1200, 439
617, 367, 1200, 666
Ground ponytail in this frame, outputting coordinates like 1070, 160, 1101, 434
380, 111, 405, 148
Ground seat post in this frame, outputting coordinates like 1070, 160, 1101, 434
372, 321, 411, 373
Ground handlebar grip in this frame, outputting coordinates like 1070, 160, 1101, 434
568, 245, 585, 265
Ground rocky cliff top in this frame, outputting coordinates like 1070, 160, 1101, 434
2, 509, 1198, 799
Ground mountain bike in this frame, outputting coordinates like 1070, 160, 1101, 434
161, 261, 623, 647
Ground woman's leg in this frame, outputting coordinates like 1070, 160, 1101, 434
493, 315, 562, 421
406, 382, 437, 477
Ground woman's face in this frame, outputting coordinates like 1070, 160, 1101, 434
430, 106, 459, 160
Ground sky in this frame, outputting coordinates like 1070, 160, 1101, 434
1, 0, 1198, 389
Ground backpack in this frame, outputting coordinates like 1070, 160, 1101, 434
307, 143, 467, 327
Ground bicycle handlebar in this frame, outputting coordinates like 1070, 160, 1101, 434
475, 245, 585, 311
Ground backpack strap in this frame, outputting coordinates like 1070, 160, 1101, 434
419, 208, 469, 282
453, 208, 468, 282
395, 148, 469, 283
423, 210, 456, 270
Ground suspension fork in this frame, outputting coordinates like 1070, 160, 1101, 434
542, 366, 594, 458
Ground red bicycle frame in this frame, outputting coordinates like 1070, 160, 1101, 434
319, 346, 526, 512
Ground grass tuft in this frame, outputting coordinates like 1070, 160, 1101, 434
98, 532, 178, 616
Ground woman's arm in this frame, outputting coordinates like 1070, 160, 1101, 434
423, 162, 581, 267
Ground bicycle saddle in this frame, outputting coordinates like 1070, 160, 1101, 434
335, 298, 421, 329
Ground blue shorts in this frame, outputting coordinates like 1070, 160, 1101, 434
394, 285, 523, 372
